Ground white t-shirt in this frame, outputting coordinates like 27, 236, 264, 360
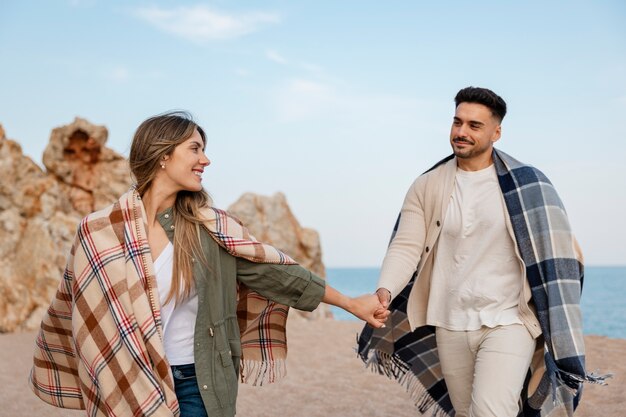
427, 164, 522, 331
154, 242, 197, 366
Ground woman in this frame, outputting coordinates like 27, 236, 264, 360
30, 111, 388, 417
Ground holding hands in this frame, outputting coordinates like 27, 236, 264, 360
347, 293, 391, 328
323, 285, 391, 328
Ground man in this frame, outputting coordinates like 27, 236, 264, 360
358, 87, 605, 417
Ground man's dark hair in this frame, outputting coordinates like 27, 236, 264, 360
454, 87, 507, 122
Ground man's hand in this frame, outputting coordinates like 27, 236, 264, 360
347, 294, 390, 328
322, 285, 390, 328
376, 287, 392, 308
373, 288, 392, 322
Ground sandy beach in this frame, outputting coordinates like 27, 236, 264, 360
1, 320, 622, 417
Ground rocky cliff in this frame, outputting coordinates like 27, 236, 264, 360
228, 193, 331, 320
42, 117, 130, 216
0, 119, 132, 332
0, 119, 329, 332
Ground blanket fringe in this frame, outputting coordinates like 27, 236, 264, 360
584, 370, 614, 385
557, 368, 613, 392
362, 349, 451, 417
576, 370, 613, 385
240, 359, 287, 386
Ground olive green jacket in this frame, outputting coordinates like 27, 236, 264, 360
158, 208, 326, 417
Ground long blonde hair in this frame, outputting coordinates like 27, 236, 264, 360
129, 111, 211, 304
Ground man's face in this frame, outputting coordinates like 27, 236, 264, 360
449, 102, 501, 161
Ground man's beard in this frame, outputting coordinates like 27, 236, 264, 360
451, 137, 475, 158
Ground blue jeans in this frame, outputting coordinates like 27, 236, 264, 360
172, 364, 208, 417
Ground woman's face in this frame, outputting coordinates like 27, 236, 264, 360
159, 129, 210, 193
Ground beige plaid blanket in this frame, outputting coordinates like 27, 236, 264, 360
29, 188, 297, 416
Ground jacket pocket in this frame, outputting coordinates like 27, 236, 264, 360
211, 322, 238, 408
229, 338, 242, 375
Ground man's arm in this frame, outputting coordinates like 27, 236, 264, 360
376, 177, 428, 301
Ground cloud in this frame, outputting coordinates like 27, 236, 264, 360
68, 0, 96, 7
266, 49, 288, 65
133, 5, 280, 42
274, 79, 334, 120
103, 66, 130, 82
273, 78, 433, 131
299, 62, 323, 73
264, 51, 324, 74
235, 68, 251, 77
101, 66, 166, 82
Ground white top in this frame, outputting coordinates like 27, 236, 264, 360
426, 164, 522, 331
154, 242, 197, 366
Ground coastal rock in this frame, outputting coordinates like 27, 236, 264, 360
0, 133, 69, 332
0, 119, 131, 332
228, 192, 332, 320
43, 117, 130, 216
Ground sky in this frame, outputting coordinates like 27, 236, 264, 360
1, 0, 625, 267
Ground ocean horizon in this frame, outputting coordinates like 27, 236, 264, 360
326, 266, 626, 340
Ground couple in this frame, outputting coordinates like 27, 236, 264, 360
30, 87, 600, 417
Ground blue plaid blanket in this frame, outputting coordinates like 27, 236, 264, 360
357, 149, 608, 417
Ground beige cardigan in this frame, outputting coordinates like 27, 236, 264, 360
377, 157, 541, 338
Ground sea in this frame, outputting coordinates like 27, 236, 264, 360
326, 266, 626, 340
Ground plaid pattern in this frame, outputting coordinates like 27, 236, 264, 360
201, 207, 296, 265
358, 149, 606, 417
199, 206, 296, 385
236, 286, 290, 385
357, 230, 453, 416
493, 150, 608, 416
30, 189, 298, 415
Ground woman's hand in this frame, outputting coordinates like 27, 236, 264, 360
323, 285, 390, 328
347, 294, 390, 328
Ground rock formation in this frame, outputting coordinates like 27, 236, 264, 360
0, 128, 75, 332
0, 119, 329, 332
43, 118, 130, 216
228, 193, 332, 320
0, 119, 132, 332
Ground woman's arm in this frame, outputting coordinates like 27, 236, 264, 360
322, 285, 389, 328
236, 260, 389, 328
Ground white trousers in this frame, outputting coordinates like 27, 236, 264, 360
436, 324, 536, 417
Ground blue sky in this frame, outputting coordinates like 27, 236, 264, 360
1, 0, 624, 266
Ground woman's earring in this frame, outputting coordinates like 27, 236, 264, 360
161, 163, 165, 169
